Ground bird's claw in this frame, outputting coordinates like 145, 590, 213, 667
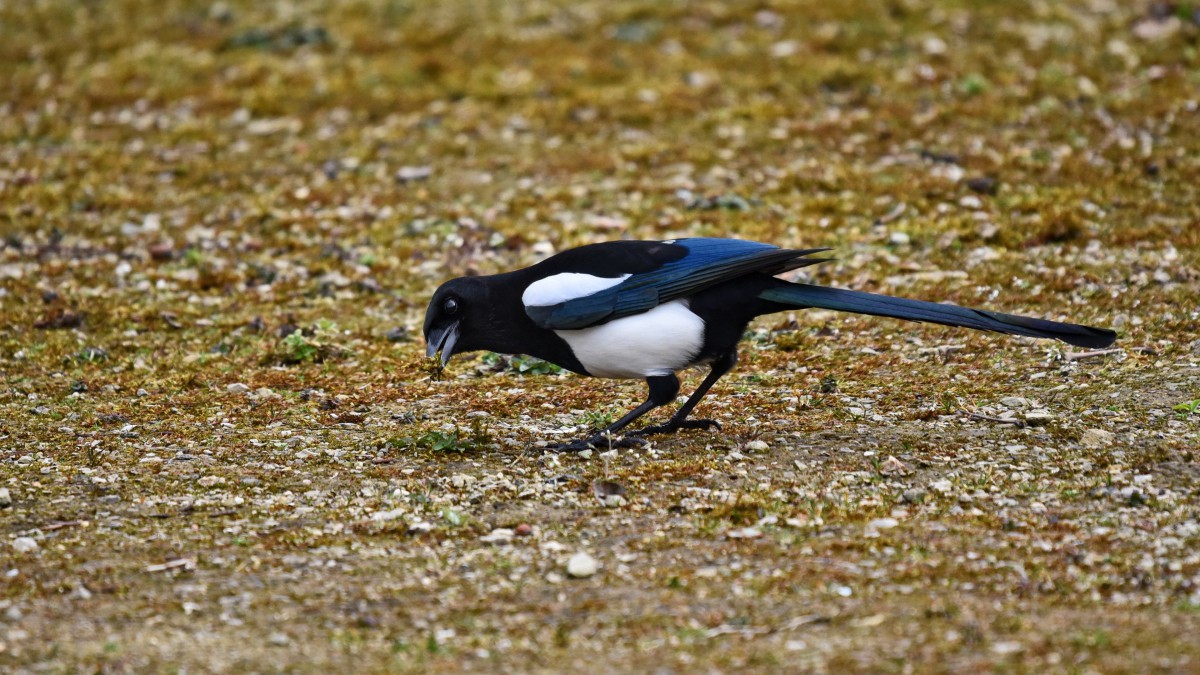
677, 418, 721, 431
546, 419, 719, 452
547, 439, 595, 453
547, 434, 648, 453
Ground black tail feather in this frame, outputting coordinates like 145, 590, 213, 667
760, 283, 1116, 349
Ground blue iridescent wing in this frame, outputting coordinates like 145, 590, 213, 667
526, 238, 829, 330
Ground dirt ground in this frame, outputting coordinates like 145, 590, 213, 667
2, 1, 1199, 672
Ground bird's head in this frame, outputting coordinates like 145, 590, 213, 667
423, 276, 488, 367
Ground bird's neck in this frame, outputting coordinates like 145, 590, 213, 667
464, 271, 590, 375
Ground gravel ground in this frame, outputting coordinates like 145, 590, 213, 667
2, 0, 1199, 672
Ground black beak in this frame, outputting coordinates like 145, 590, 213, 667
425, 321, 461, 367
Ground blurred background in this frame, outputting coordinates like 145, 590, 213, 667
4, 1, 1196, 323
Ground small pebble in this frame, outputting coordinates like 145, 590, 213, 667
371, 509, 405, 522
592, 479, 627, 499
930, 479, 954, 495
0, 487, 11, 508
12, 537, 38, 554
726, 527, 762, 539
148, 242, 175, 261
991, 641, 1024, 655
922, 36, 947, 55
226, 383, 250, 394
959, 195, 983, 210
879, 455, 908, 476
1081, 428, 1114, 448
867, 518, 899, 531
1133, 17, 1181, 41
480, 528, 515, 545
1023, 410, 1054, 426
965, 176, 998, 195
396, 165, 433, 183
515, 523, 533, 536
746, 439, 769, 452
566, 552, 599, 578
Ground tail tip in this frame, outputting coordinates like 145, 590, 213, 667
1065, 327, 1117, 349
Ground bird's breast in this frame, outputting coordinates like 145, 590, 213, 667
553, 300, 705, 379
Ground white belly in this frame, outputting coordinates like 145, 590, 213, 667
555, 300, 705, 379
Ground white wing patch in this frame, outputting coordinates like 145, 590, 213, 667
555, 300, 705, 379
522, 272, 630, 308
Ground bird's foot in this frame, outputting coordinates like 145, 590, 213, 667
630, 418, 721, 437
547, 433, 649, 453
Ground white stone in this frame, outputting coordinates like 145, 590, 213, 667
12, 537, 38, 554
1023, 410, 1054, 426
726, 527, 763, 539
566, 552, 599, 578
603, 495, 626, 508
867, 518, 900, 531
991, 641, 1024, 655
1081, 428, 1114, 448
923, 36, 947, 55
930, 479, 954, 495
371, 508, 405, 522
480, 528, 515, 545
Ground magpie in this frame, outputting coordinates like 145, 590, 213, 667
423, 237, 1116, 450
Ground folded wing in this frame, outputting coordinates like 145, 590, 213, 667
524, 238, 830, 330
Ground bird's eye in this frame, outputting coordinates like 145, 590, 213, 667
443, 297, 459, 315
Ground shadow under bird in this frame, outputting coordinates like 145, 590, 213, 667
423, 238, 1116, 451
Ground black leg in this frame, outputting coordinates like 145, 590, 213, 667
632, 351, 737, 437
551, 375, 680, 452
